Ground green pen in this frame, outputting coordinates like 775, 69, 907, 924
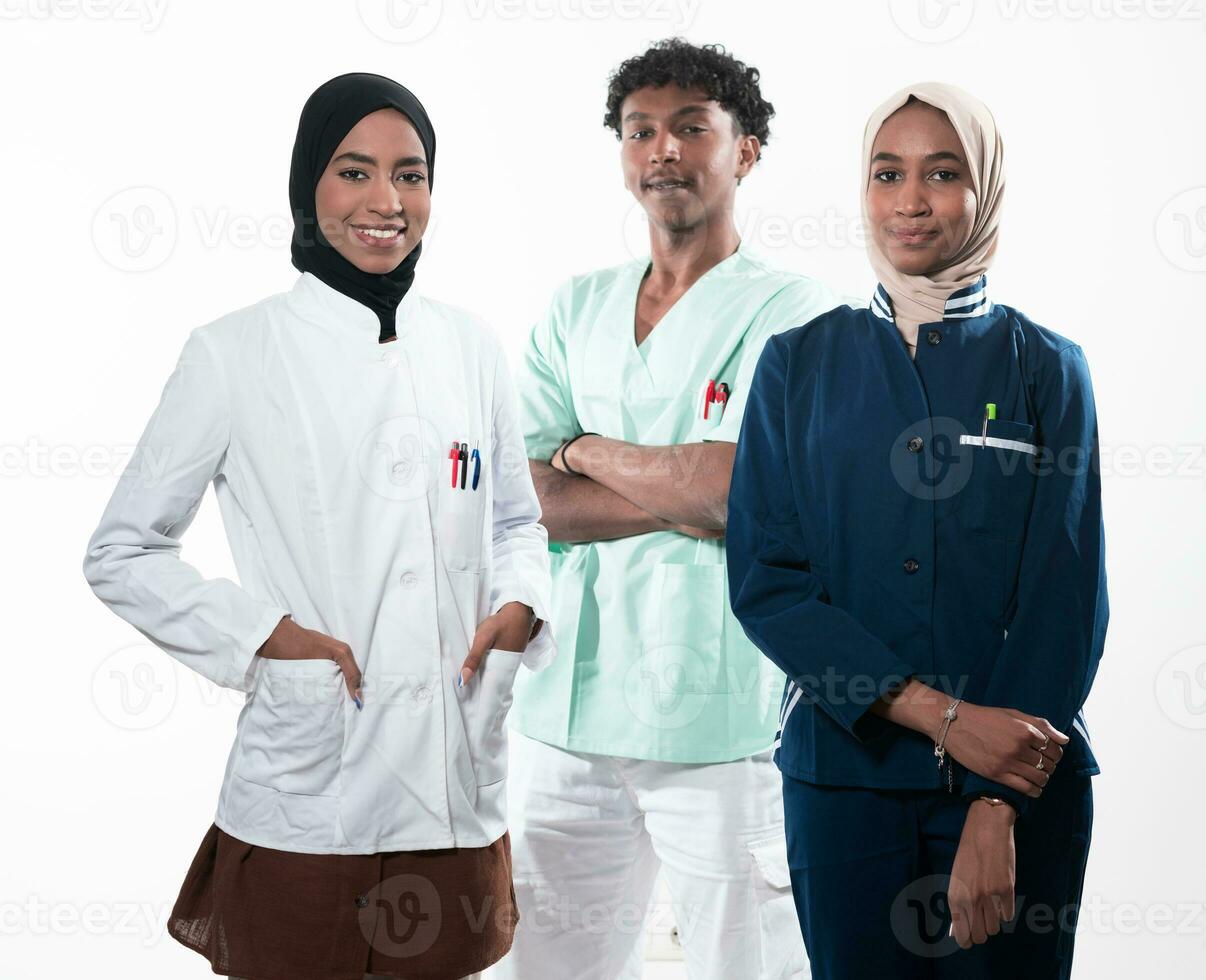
981, 402, 996, 442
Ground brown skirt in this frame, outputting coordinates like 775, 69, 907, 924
167, 822, 517, 980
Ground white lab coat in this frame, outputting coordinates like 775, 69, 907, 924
83, 271, 556, 854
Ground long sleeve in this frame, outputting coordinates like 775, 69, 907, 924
489, 345, 558, 672
82, 328, 290, 693
726, 335, 918, 742
960, 344, 1109, 816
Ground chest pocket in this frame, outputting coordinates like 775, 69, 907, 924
437, 436, 489, 571
956, 418, 1039, 543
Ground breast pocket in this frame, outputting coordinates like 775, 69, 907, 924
956, 418, 1039, 542
236, 657, 346, 798
437, 436, 488, 571
457, 648, 523, 789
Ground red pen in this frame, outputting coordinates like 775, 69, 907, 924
715, 383, 730, 411
703, 379, 716, 420
449, 441, 460, 488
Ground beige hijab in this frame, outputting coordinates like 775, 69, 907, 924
860, 82, 1004, 349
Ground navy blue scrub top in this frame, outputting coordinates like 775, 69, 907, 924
726, 276, 1108, 816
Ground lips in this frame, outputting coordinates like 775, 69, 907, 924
350, 225, 405, 247
645, 176, 691, 192
889, 227, 939, 245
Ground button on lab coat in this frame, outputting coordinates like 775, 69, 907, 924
83, 271, 556, 853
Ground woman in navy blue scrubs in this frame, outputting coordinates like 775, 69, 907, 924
726, 82, 1107, 979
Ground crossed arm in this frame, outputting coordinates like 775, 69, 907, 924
530, 435, 736, 544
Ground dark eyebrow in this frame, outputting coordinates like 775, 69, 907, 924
622, 103, 713, 124
871, 150, 965, 165
331, 151, 427, 168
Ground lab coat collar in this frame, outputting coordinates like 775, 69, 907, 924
288, 271, 419, 345
870, 274, 990, 324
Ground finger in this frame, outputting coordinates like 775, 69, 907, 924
1013, 762, 1051, 794
459, 632, 491, 688
1002, 886, 1016, 922
950, 905, 971, 948
334, 646, 362, 709
983, 896, 1003, 937
1035, 717, 1071, 744
970, 902, 988, 945
1000, 771, 1043, 798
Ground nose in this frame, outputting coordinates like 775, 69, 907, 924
648, 132, 681, 165
893, 175, 931, 217
366, 175, 405, 217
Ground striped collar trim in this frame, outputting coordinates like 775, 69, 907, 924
870, 274, 991, 323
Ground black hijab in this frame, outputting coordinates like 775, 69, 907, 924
289, 72, 436, 344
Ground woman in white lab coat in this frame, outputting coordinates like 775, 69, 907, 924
82, 72, 555, 980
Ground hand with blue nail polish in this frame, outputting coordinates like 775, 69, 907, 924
458, 601, 537, 688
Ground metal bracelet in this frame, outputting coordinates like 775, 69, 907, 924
933, 698, 963, 791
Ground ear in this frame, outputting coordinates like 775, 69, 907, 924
735, 134, 760, 180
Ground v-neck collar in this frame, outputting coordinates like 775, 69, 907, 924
627, 241, 749, 362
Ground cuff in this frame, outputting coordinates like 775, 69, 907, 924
233, 606, 291, 693
490, 586, 557, 672
960, 773, 1031, 818
823, 663, 917, 744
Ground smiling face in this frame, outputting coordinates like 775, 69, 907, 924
618, 84, 757, 235
866, 100, 975, 277
313, 107, 430, 275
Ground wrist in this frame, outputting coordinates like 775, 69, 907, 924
969, 796, 1018, 826
876, 679, 947, 736
562, 433, 599, 475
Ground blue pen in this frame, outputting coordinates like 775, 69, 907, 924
470, 443, 481, 490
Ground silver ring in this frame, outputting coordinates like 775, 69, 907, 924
1035, 754, 1046, 771
1041, 733, 1050, 749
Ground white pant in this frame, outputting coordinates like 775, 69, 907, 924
231, 975, 480, 979
494, 732, 807, 980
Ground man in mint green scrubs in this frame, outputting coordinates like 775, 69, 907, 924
497, 40, 837, 980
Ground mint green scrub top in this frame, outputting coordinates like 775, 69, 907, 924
510, 243, 839, 762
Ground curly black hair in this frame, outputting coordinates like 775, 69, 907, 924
603, 38, 774, 159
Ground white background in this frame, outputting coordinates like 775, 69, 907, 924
2, 1, 1204, 977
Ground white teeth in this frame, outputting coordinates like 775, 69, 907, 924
357, 227, 400, 239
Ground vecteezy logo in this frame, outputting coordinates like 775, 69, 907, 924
357, 0, 445, 42
1155, 643, 1206, 730
888, 0, 976, 43
890, 873, 959, 958
357, 414, 441, 502
359, 873, 443, 957
91, 186, 177, 272
889, 417, 974, 502
1155, 187, 1206, 273
623, 643, 711, 731
91, 643, 178, 730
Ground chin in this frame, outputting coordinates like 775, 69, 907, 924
341, 244, 416, 275
648, 206, 701, 236
886, 246, 945, 278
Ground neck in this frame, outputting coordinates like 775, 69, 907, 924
646, 210, 740, 287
